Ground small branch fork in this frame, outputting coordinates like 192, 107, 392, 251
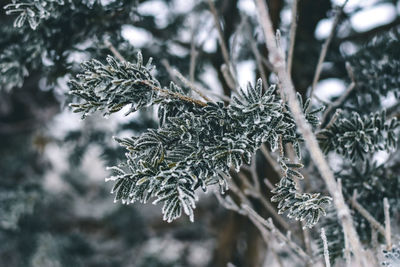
254, 0, 369, 266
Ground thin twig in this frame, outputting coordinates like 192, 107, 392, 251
139, 80, 207, 107
248, 24, 269, 90
173, 70, 212, 102
264, 178, 275, 191
321, 82, 354, 125
351, 191, 386, 236
104, 39, 126, 63
221, 64, 236, 91
161, 59, 180, 84
309, 0, 349, 100
242, 204, 312, 263
189, 29, 198, 83
237, 172, 291, 232
321, 228, 331, 267
383, 198, 392, 250
343, 225, 352, 267
321, 63, 356, 125
207, 0, 237, 90
254, 1, 368, 266
260, 144, 281, 175
250, 154, 261, 191
161, 59, 212, 102
287, 0, 299, 74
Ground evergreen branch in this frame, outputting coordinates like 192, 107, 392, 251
318, 111, 399, 163
4, 0, 65, 30
271, 157, 331, 228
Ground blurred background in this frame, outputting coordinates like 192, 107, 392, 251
1, 0, 399, 266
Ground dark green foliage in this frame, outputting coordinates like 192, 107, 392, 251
318, 111, 399, 162
4, 0, 65, 29
316, 208, 344, 264
70, 53, 331, 225
348, 27, 400, 100
1, 0, 138, 92
69, 54, 158, 118
339, 160, 400, 243
271, 157, 331, 228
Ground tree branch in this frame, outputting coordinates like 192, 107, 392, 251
254, 1, 368, 266
287, 0, 298, 75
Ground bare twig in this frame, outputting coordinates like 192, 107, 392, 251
161, 59, 180, 84
221, 64, 236, 91
260, 144, 281, 175
321, 82, 354, 125
249, 25, 269, 90
261, 57, 275, 72
189, 29, 198, 83
321, 63, 356, 125
104, 39, 125, 63
207, 0, 237, 89
139, 80, 207, 107
309, 0, 349, 100
161, 59, 212, 102
351, 191, 385, 236
238, 172, 290, 232
321, 228, 331, 267
384, 198, 392, 250
173, 69, 212, 102
242, 204, 312, 263
254, 1, 368, 266
343, 225, 352, 267
287, 0, 299, 75
250, 154, 261, 191
263, 178, 275, 191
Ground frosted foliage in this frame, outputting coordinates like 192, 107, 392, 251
69, 53, 331, 226
4, 0, 65, 29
